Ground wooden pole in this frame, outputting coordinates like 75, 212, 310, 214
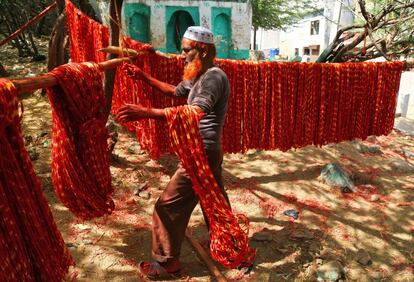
48, 0, 67, 71
103, 0, 123, 119
98, 46, 173, 59
185, 230, 228, 282
0, 2, 57, 48
12, 57, 131, 96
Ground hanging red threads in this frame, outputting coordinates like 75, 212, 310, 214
47, 62, 114, 220
66, 0, 109, 63
0, 79, 73, 281
65, 3, 405, 156
165, 105, 256, 268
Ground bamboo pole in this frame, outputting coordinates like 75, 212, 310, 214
185, 230, 228, 282
98, 46, 173, 59
0, 2, 57, 47
12, 57, 131, 96
103, 0, 123, 119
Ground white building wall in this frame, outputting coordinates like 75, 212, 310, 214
125, 0, 251, 51
327, 0, 355, 44
397, 72, 414, 119
254, 29, 280, 51
252, 0, 355, 60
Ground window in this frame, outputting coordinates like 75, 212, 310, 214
310, 20, 319, 35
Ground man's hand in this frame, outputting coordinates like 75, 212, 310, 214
123, 64, 144, 80
121, 63, 176, 96
116, 104, 149, 123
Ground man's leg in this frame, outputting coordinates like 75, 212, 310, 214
151, 165, 197, 264
149, 149, 230, 269
202, 149, 230, 228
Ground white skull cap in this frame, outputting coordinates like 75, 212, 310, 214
183, 26, 214, 44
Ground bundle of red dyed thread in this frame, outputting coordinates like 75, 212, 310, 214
0, 79, 73, 281
165, 105, 256, 268
47, 62, 114, 220
66, 0, 109, 63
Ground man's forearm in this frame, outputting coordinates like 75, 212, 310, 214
141, 72, 176, 96
146, 107, 166, 120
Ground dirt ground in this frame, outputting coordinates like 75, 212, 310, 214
2, 40, 414, 281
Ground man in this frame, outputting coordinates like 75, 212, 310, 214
289, 48, 302, 62
301, 49, 311, 62
116, 26, 230, 280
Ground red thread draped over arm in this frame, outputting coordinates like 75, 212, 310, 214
165, 105, 256, 268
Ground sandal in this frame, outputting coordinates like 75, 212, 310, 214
139, 261, 181, 280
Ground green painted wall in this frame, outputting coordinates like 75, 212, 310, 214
124, 2, 249, 59
166, 6, 200, 54
212, 7, 231, 59
124, 3, 151, 43
230, 49, 249, 59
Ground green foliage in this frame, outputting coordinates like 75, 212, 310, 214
250, 0, 318, 31
353, 0, 413, 60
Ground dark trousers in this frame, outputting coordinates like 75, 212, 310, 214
151, 148, 230, 262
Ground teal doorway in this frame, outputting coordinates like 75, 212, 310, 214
129, 13, 150, 43
213, 13, 231, 58
166, 11, 195, 53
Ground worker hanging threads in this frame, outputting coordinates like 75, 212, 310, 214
0, 79, 73, 281
47, 62, 114, 220
116, 26, 255, 279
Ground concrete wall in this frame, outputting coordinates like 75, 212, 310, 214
253, 0, 355, 60
396, 72, 414, 119
89, 0, 110, 27
253, 29, 280, 51
123, 0, 251, 59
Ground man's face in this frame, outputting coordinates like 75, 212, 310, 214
181, 38, 203, 81
181, 38, 199, 65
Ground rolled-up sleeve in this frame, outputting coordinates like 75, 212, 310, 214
174, 81, 192, 97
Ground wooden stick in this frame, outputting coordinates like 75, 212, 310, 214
12, 57, 131, 95
185, 229, 228, 282
0, 2, 57, 47
99, 46, 139, 57
98, 45, 173, 59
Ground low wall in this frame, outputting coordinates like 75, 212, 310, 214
396, 71, 414, 119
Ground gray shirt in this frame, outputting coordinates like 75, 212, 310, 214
174, 66, 229, 150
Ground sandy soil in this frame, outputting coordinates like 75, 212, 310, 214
17, 91, 413, 282
2, 39, 413, 281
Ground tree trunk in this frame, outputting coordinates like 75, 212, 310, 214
48, 13, 67, 70
48, 0, 67, 71
35, 3, 47, 37
104, 0, 123, 119
253, 27, 257, 50
0, 63, 8, 77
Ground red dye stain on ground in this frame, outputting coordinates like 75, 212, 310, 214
332, 223, 351, 241
342, 184, 389, 207
259, 197, 285, 218
397, 201, 414, 207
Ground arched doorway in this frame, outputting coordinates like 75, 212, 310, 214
166, 11, 195, 53
129, 13, 150, 43
213, 13, 231, 59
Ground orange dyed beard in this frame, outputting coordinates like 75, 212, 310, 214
183, 58, 203, 81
